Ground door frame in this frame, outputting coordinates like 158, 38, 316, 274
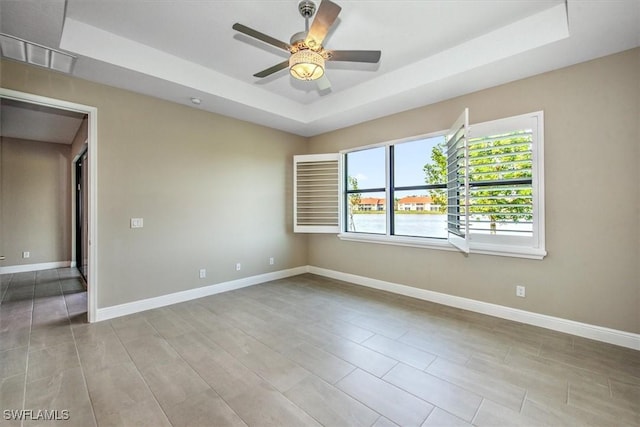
0, 88, 99, 323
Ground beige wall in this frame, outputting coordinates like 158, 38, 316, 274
1, 60, 309, 308
308, 48, 640, 334
0, 137, 71, 266
2, 49, 638, 334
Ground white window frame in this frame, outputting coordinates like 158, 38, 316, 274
337, 111, 546, 260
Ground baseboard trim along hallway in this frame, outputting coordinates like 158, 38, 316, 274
0, 261, 71, 274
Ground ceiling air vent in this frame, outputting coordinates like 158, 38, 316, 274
0, 33, 76, 74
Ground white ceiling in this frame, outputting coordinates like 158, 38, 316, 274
0, 99, 85, 144
0, 0, 639, 137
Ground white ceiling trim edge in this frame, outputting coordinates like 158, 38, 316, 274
307, 3, 569, 120
60, 18, 307, 122
59, 4, 568, 131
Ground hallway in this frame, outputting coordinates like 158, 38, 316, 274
0, 268, 89, 425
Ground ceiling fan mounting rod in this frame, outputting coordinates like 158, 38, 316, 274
298, 0, 316, 32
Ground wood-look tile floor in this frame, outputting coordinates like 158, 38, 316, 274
1, 268, 639, 426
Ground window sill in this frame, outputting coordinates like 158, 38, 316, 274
337, 233, 547, 260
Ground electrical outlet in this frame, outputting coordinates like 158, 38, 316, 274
236, 263, 241, 271
269, 257, 274, 265
199, 269, 206, 279
22, 251, 30, 259
516, 285, 526, 298
130, 218, 144, 228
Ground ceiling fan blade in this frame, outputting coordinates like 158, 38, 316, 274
327, 50, 381, 63
316, 74, 331, 91
232, 23, 291, 52
305, 0, 342, 47
253, 60, 290, 78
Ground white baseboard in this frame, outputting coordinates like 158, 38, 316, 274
95, 266, 308, 322
308, 266, 640, 351
0, 261, 71, 274
92, 263, 639, 350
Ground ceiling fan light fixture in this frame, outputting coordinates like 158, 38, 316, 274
289, 50, 324, 81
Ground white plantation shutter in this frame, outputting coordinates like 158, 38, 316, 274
465, 112, 545, 257
293, 153, 340, 233
446, 108, 470, 253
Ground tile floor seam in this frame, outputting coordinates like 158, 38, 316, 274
422, 354, 437, 372
534, 340, 542, 357
397, 333, 473, 365
378, 360, 400, 379
65, 274, 99, 427
353, 338, 418, 372
194, 313, 319, 394
331, 365, 358, 386
369, 415, 383, 427
380, 361, 483, 418
341, 320, 403, 341
469, 397, 485, 425
166, 306, 326, 426
429, 407, 471, 426
232, 310, 395, 382
313, 322, 370, 345
419, 405, 437, 426
518, 390, 528, 413
230, 358, 330, 426
502, 345, 513, 364
333, 371, 401, 425
18, 273, 35, 427
110, 317, 175, 426
0, 273, 10, 301
321, 341, 395, 379
426, 359, 527, 410
161, 329, 251, 427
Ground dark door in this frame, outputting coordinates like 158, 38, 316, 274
75, 150, 88, 280
0, 137, 4, 266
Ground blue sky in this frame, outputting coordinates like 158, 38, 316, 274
347, 135, 445, 193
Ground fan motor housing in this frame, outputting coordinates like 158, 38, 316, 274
290, 31, 307, 46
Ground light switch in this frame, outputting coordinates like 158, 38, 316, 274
130, 218, 144, 228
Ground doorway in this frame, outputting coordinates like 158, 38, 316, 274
0, 135, 4, 268
0, 88, 98, 322
75, 149, 89, 281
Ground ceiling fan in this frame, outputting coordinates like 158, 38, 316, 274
232, 0, 381, 89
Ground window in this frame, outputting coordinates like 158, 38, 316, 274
339, 110, 546, 259
345, 146, 386, 234
393, 137, 448, 239
293, 110, 545, 259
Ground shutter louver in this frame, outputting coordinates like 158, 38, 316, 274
294, 154, 340, 233
446, 108, 470, 253
467, 129, 534, 236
